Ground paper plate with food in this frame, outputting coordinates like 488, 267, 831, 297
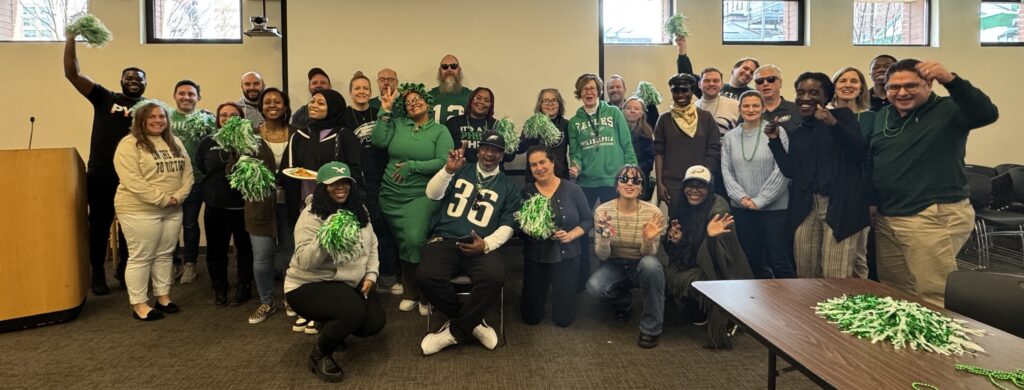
283, 167, 317, 181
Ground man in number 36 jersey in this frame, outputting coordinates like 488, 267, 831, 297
416, 131, 522, 356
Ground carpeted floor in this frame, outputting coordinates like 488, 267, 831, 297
1, 246, 821, 389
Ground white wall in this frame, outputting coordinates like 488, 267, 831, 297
605, 0, 1023, 167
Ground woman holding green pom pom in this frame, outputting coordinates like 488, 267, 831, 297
520, 146, 592, 327
372, 83, 454, 315
518, 88, 570, 183
286, 161, 384, 383
196, 102, 255, 307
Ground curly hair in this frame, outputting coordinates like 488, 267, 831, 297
309, 182, 370, 227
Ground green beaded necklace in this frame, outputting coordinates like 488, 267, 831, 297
882, 108, 917, 138
740, 125, 762, 161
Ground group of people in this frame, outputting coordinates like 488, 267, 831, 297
65, 27, 998, 383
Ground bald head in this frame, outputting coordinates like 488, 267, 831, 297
437, 54, 463, 93
377, 68, 398, 96
241, 71, 265, 102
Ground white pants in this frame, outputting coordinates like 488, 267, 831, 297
118, 210, 182, 305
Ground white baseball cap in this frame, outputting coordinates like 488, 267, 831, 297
683, 165, 711, 184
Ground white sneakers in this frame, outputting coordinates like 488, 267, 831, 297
421, 321, 458, 355
292, 317, 318, 334
421, 320, 499, 355
472, 320, 498, 350
179, 263, 197, 284
418, 303, 430, 317
398, 299, 418, 312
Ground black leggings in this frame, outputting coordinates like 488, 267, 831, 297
204, 207, 253, 293
286, 281, 386, 353
521, 256, 579, 327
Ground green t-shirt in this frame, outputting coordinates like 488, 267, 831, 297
171, 110, 216, 184
431, 165, 521, 239
428, 86, 471, 125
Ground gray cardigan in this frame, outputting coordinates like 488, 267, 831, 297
284, 203, 379, 293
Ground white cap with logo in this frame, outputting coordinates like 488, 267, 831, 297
683, 165, 711, 184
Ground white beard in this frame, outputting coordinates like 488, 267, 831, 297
439, 75, 461, 94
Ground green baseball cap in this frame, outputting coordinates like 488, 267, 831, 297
317, 162, 355, 185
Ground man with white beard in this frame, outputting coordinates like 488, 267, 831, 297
429, 54, 472, 125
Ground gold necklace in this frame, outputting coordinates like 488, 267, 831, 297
615, 199, 642, 243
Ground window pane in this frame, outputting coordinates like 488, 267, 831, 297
852, 0, 930, 46
0, 0, 89, 41
150, 0, 241, 41
980, 2, 1022, 44
603, 0, 671, 44
722, 1, 802, 43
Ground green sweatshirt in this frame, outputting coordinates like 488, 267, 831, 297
568, 100, 638, 188
170, 110, 215, 184
868, 77, 998, 216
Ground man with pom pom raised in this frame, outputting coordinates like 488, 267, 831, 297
417, 130, 522, 355
64, 25, 147, 295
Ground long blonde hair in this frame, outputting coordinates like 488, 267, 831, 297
623, 96, 653, 140
130, 102, 182, 157
830, 66, 871, 112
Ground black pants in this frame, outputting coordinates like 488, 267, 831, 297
417, 238, 504, 342
732, 208, 794, 278
86, 171, 128, 279
521, 256, 579, 327
204, 207, 253, 293
286, 281, 385, 353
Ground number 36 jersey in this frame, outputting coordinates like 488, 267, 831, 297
430, 165, 522, 240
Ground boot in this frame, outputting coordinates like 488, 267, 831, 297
90, 271, 109, 296
308, 344, 344, 382
230, 283, 252, 306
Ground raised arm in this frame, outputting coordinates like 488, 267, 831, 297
63, 30, 95, 97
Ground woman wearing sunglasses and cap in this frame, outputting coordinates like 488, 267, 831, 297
585, 164, 666, 349
654, 73, 721, 209
663, 165, 753, 349
285, 161, 384, 383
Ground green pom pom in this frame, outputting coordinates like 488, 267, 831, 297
214, 116, 260, 155
635, 81, 663, 106
523, 113, 562, 147
494, 117, 520, 152
228, 156, 276, 202
665, 13, 690, 38
516, 194, 557, 239
815, 294, 986, 356
175, 112, 214, 143
317, 210, 363, 261
67, 14, 113, 47
392, 83, 434, 119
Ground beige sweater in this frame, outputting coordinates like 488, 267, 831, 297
594, 199, 665, 260
113, 135, 194, 214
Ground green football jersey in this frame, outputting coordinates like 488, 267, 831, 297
431, 164, 522, 239
429, 86, 471, 125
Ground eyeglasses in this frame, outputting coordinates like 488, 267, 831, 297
670, 86, 692, 94
754, 76, 779, 85
378, 77, 397, 83
472, 95, 491, 103
617, 175, 643, 186
542, 99, 559, 105
405, 96, 424, 106
440, 63, 460, 70
581, 86, 598, 93
885, 83, 922, 93
684, 183, 709, 192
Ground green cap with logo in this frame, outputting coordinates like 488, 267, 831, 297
317, 162, 355, 185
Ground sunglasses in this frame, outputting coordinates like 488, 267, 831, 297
670, 86, 692, 93
617, 175, 643, 186
754, 76, 779, 85
440, 63, 460, 70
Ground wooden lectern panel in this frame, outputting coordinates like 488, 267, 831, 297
0, 148, 89, 326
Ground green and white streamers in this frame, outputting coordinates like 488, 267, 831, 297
228, 156, 276, 202
523, 113, 562, 147
214, 116, 260, 156
636, 81, 663, 106
815, 294, 986, 356
176, 112, 214, 143
67, 14, 112, 47
664, 13, 690, 38
317, 210, 363, 262
494, 117, 519, 152
516, 194, 557, 239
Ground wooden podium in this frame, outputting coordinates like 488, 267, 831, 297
0, 148, 89, 332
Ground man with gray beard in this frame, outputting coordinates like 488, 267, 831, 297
428, 54, 471, 125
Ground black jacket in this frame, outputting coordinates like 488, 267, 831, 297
196, 136, 245, 209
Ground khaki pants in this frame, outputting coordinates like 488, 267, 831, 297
875, 199, 974, 307
119, 210, 181, 305
794, 194, 869, 278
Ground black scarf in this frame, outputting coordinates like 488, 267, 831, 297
667, 178, 716, 268
308, 89, 347, 132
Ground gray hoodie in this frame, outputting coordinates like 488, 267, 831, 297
284, 202, 379, 293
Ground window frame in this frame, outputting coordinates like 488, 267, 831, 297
600, 0, 675, 46
721, 0, 806, 46
144, 0, 243, 44
980, 0, 1024, 47
851, 0, 932, 47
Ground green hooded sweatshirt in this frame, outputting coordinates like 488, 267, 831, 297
567, 100, 638, 188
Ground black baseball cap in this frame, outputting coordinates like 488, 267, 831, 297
479, 130, 506, 151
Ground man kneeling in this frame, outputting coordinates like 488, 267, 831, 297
417, 131, 522, 355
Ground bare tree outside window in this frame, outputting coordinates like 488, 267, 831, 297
0, 0, 88, 41
980, 2, 1022, 45
852, 0, 929, 46
148, 0, 241, 42
722, 1, 803, 44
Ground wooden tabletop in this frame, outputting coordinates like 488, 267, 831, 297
692, 278, 1024, 390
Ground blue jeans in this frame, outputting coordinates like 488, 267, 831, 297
251, 203, 295, 304
586, 256, 665, 336
175, 183, 203, 264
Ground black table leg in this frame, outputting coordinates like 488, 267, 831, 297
768, 348, 777, 390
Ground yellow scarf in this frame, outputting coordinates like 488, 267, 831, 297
670, 101, 698, 138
